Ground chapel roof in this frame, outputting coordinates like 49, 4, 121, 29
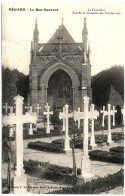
38, 24, 83, 55
47, 24, 75, 44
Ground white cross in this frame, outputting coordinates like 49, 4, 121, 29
59, 104, 73, 152
25, 105, 29, 112
2, 95, 37, 194
74, 96, 98, 176
77, 107, 81, 129
43, 103, 53, 134
121, 107, 124, 117
90, 104, 99, 147
29, 123, 33, 135
35, 104, 41, 116
25, 106, 32, 114
101, 104, 117, 144
3, 103, 10, 114
62, 106, 66, 131
9, 106, 14, 114
121, 106, 124, 124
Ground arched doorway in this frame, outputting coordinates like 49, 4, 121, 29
48, 70, 73, 112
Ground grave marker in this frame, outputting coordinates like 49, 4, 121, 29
59, 104, 73, 152
2, 95, 37, 194
89, 104, 99, 149
3, 103, 11, 114
35, 104, 41, 116
62, 106, 66, 131
74, 96, 98, 180
77, 107, 81, 129
43, 103, 53, 134
101, 104, 117, 145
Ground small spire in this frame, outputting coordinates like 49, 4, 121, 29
61, 14, 64, 25
88, 41, 91, 52
84, 16, 87, 27
35, 18, 38, 29
31, 41, 33, 52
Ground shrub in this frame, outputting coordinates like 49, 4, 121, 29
50, 169, 124, 194
28, 141, 63, 153
50, 110, 61, 125
89, 150, 124, 164
109, 146, 124, 154
24, 160, 81, 185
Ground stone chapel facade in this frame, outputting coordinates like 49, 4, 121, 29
29, 18, 92, 114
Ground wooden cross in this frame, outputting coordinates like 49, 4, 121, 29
90, 104, 99, 147
59, 104, 73, 151
43, 103, 53, 134
74, 96, 98, 176
101, 104, 117, 144
35, 104, 41, 116
3, 103, 11, 114
2, 95, 37, 194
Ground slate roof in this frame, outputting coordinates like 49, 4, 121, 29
38, 24, 83, 55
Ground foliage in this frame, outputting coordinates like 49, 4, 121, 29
28, 141, 63, 153
2, 126, 10, 162
50, 169, 124, 194
2, 126, 15, 163
22, 129, 65, 140
92, 65, 124, 109
50, 110, 61, 125
89, 150, 124, 164
2, 66, 29, 106
2, 67, 17, 106
24, 160, 81, 185
109, 146, 124, 154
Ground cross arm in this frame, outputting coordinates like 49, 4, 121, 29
74, 111, 84, 121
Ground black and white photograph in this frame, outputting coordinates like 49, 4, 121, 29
2, 1, 124, 194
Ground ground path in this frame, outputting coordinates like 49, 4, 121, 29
2, 127, 124, 194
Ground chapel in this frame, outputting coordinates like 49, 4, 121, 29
29, 17, 92, 114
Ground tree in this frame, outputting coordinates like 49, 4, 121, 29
2, 67, 17, 106
69, 119, 80, 177
2, 125, 12, 193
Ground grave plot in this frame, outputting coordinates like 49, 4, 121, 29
2, 95, 124, 194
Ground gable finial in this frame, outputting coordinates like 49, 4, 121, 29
35, 18, 38, 29
61, 14, 64, 25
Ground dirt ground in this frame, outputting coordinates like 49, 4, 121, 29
2, 127, 124, 194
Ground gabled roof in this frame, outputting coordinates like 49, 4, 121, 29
47, 24, 75, 43
38, 24, 83, 55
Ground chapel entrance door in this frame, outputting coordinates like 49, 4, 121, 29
48, 70, 73, 112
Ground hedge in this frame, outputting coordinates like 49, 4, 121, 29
89, 150, 124, 164
109, 146, 124, 154
24, 160, 81, 185
49, 169, 124, 194
28, 141, 63, 153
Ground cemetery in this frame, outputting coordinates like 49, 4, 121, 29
2, 94, 124, 194
2, 11, 124, 194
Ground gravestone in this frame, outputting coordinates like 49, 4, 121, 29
3, 103, 11, 114
89, 104, 99, 150
59, 104, 73, 153
43, 103, 53, 134
2, 95, 37, 194
74, 96, 98, 181
35, 104, 41, 116
101, 104, 117, 145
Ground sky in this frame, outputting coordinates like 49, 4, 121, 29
2, 2, 124, 76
